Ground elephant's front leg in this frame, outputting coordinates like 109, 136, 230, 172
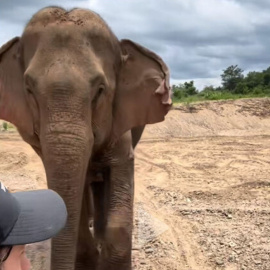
98, 134, 134, 270
75, 186, 99, 270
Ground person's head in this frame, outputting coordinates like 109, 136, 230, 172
0, 182, 67, 270
0, 245, 30, 270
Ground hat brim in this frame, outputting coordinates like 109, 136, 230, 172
1, 189, 67, 246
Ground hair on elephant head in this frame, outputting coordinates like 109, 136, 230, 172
0, 6, 172, 270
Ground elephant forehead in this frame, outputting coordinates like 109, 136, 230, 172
23, 7, 120, 61
25, 7, 113, 38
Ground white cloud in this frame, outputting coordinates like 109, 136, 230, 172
0, 0, 270, 86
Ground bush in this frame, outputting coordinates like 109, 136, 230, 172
173, 88, 186, 99
2, 122, 8, 131
234, 82, 249, 94
250, 86, 270, 96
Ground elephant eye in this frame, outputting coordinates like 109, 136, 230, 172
26, 87, 32, 94
98, 85, 105, 96
24, 75, 36, 94
92, 84, 105, 104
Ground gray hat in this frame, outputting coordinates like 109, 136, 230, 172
0, 182, 67, 246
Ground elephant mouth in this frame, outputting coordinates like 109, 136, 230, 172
86, 160, 106, 183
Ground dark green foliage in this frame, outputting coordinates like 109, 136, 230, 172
173, 65, 270, 103
221, 65, 244, 92
172, 80, 198, 101
245, 71, 263, 89
2, 122, 8, 131
183, 81, 198, 96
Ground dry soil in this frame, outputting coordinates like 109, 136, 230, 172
0, 97, 269, 270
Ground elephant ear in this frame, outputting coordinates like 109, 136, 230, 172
112, 39, 172, 140
0, 37, 33, 134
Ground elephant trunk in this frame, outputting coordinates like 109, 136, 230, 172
40, 119, 93, 270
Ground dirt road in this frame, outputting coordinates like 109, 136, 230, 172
0, 98, 269, 270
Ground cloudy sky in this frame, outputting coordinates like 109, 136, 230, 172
1, 0, 270, 90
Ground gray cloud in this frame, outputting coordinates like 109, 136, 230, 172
1, 0, 270, 89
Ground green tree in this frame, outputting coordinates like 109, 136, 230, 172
183, 80, 198, 95
262, 67, 270, 86
199, 85, 215, 98
252, 85, 265, 95
172, 84, 186, 99
234, 81, 248, 94
215, 86, 223, 91
172, 81, 198, 99
202, 85, 216, 92
221, 65, 244, 92
244, 71, 263, 90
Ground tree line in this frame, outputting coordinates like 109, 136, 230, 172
172, 65, 270, 102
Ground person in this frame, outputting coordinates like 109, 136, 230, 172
0, 182, 67, 270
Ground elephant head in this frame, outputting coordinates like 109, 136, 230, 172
0, 6, 172, 270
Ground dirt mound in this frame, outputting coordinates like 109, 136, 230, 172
142, 98, 270, 139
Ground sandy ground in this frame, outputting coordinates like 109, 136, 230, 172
0, 97, 269, 270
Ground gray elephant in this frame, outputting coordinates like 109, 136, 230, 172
0, 6, 172, 270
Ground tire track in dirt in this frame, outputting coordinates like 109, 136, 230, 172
134, 145, 211, 270
133, 134, 270, 270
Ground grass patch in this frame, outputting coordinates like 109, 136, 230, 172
1, 121, 16, 131
173, 91, 270, 104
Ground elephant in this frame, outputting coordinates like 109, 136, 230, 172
0, 6, 172, 270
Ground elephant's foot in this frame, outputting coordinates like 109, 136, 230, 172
97, 226, 132, 270
75, 247, 99, 270
97, 253, 131, 270
75, 260, 98, 270
97, 261, 131, 270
